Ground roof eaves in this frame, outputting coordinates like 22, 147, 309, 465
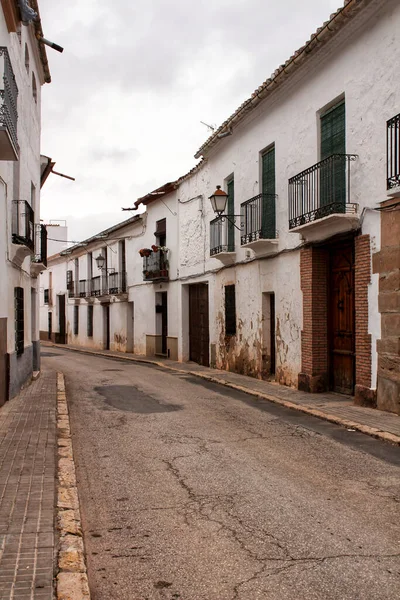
194, 0, 368, 159
64, 214, 143, 255
30, 0, 51, 83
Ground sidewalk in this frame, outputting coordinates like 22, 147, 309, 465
43, 342, 400, 446
0, 371, 57, 600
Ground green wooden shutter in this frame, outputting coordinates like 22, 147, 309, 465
261, 147, 276, 238
320, 102, 346, 209
227, 179, 235, 251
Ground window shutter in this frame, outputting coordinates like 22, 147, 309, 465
227, 179, 235, 251
321, 101, 345, 159
261, 146, 276, 238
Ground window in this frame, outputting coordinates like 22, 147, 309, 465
225, 285, 236, 336
44, 289, 49, 304
15, 287, 24, 355
74, 305, 79, 335
66, 270, 74, 297
32, 72, 37, 103
261, 145, 276, 238
227, 178, 234, 251
155, 218, 166, 246
320, 100, 346, 207
24, 43, 29, 73
87, 305, 93, 337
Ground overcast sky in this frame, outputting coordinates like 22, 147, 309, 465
39, 0, 341, 243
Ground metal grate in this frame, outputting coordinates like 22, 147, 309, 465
288, 154, 358, 229
14, 287, 24, 355
73, 305, 79, 335
225, 284, 236, 336
87, 305, 93, 337
12, 200, 34, 251
32, 224, 47, 266
0, 47, 19, 154
210, 217, 235, 255
387, 112, 400, 190
240, 193, 277, 244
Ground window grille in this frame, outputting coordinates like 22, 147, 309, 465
74, 305, 79, 335
44, 288, 49, 304
15, 287, 24, 355
87, 305, 93, 337
225, 285, 236, 336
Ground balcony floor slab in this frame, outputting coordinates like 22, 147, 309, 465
289, 212, 360, 243
241, 239, 278, 254
210, 251, 236, 264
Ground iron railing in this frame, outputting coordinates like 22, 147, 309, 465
387, 112, 400, 190
78, 279, 87, 298
108, 271, 127, 294
210, 217, 235, 255
288, 154, 358, 230
12, 200, 34, 251
240, 193, 276, 245
32, 224, 47, 266
0, 47, 18, 154
90, 276, 102, 297
143, 250, 169, 282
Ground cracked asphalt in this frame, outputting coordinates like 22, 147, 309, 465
42, 348, 400, 600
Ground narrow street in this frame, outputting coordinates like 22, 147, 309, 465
42, 348, 400, 600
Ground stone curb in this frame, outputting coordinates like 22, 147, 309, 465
46, 344, 400, 447
56, 372, 91, 600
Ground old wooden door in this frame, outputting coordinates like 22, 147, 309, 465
329, 243, 355, 394
189, 284, 209, 367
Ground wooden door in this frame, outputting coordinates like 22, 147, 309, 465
329, 244, 355, 394
189, 284, 209, 367
58, 295, 66, 344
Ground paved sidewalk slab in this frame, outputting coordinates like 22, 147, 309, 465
42, 342, 400, 444
0, 371, 57, 600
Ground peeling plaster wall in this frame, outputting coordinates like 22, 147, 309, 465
175, 1, 398, 383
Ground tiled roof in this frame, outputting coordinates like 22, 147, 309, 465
195, 0, 370, 158
30, 0, 51, 83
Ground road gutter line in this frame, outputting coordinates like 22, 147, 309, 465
56, 372, 91, 600
46, 345, 400, 447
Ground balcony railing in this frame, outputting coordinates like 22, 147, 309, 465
32, 224, 47, 266
78, 279, 87, 298
0, 47, 18, 159
108, 271, 127, 294
288, 154, 358, 230
143, 249, 169, 282
240, 193, 276, 245
210, 217, 235, 256
387, 112, 400, 190
90, 276, 102, 297
12, 200, 34, 251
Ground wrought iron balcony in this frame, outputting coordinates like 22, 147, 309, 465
12, 200, 34, 251
288, 154, 358, 230
90, 276, 103, 297
387, 112, 400, 193
143, 249, 169, 282
78, 279, 87, 298
240, 193, 277, 250
108, 271, 127, 294
0, 47, 18, 160
32, 224, 47, 266
210, 217, 235, 256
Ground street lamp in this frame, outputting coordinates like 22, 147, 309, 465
95, 253, 106, 271
208, 185, 242, 229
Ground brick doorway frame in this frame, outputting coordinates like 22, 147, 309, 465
298, 233, 374, 404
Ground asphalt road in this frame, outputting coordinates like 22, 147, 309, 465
42, 348, 400, 600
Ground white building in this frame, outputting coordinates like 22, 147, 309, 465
41, 0, 400, 413
0, 0, 51, 404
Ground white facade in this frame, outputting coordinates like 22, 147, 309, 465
0, 1, 50, 403
41, 0, 399, 409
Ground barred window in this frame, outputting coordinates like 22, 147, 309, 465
44, 288, 49, 304
225, 284, 236, 336
74, 305, 79, 335
15, 287, 24, 355
87, 305, 93, 338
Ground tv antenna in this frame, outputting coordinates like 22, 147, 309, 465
200, 121, 216, 132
